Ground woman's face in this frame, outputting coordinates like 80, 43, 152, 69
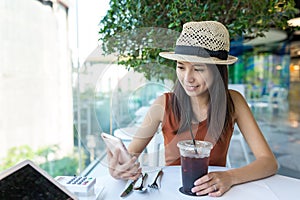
176, 61, 213, 97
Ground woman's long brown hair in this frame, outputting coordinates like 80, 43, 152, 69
171, 64, 235, 142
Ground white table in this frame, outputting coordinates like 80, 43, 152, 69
96, 166, 300, 200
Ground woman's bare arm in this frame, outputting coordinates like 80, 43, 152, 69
192, 90, 278, 197
106, 94, 165, 180
226, 90, 278, 184
128, 94, 165, 156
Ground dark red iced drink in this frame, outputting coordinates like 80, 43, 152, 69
181, 156, 209, 195
177, 140, 213, 196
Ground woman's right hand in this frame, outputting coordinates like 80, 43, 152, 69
107, 148, 142, 180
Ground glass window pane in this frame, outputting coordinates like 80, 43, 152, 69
0, 0, 78, 177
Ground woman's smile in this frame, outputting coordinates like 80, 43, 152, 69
184, 84, 200, 92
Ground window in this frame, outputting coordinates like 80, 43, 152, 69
0, 0, 76, 177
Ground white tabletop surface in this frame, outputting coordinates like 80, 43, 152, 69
96, 166, 300, 200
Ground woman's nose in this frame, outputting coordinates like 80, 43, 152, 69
184, 70, 195, 83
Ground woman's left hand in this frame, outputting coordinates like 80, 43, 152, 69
191, 171, 233, 197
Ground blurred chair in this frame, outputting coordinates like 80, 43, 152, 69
268, 87, 288, 110
246, 85, 264, 107
249, 87, 288, 111
226, 125, 251, 168
146, 130, 164, 166
227, 84, 251, 168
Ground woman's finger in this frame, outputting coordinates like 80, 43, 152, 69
120, 166, 142, 180
119, 159, 141, 179
194, 173, 213, 185
108, 148, 128, 178
108, 148, 142, 180
208, 190, 223, 197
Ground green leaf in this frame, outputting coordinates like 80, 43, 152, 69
99, 0, 297, 82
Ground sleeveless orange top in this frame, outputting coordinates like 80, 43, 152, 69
162, 93, 233, 166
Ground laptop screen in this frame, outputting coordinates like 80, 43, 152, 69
0, 161, 76, 200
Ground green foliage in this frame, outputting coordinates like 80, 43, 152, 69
0, 145, 35, 170
99, 0, 298, 81
39, 157, 79, 177
36, 144, 60, 160
0, 145, 84, 177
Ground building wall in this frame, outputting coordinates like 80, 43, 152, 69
0, 0, 73, 158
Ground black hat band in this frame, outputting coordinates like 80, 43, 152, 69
175, 45, 228, 60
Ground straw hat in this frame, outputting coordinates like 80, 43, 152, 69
159, 21, 238, 65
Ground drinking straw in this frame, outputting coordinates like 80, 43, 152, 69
188, 119, 198, 154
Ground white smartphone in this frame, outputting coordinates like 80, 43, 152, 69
101, 132, 131, 163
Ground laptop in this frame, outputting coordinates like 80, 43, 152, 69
0, 159, 78, 200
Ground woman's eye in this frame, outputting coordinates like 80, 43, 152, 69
195, 68, 205, 72
177, 66, 184, 70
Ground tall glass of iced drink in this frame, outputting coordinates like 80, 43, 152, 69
177, 140, 213, 196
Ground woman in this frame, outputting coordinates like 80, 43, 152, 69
107, 21, 278, 197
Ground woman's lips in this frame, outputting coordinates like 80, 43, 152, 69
185, 85, 199, 91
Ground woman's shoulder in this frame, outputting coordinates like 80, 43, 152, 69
149, 92, 173, 122
229, 89, 251, 114
152, 92, 173, 106
164, 92, 174, 99
229, 89, 245, 102
156, 92, 174, 101
163, 92, 174, 97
